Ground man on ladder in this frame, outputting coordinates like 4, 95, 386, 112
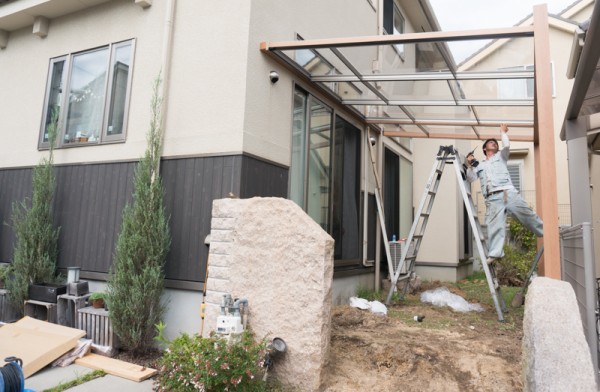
465, 124, 544, 265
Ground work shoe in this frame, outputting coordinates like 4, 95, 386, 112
486, 257, 499, 266
493, 278, 500, 290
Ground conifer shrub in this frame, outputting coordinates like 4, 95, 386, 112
7, 109, 60, 314
107, 76, 170, 355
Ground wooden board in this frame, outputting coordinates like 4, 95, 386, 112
0, 316, 86, 378
75, 353, 157, 382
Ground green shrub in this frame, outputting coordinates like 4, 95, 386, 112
155, 330, 269, 391
6, 108, 60, 314
107, 76, 171, 355
495, 218, 538, 286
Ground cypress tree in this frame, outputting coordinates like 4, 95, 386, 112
7, 109, 60, 314
107, 76, 171, 354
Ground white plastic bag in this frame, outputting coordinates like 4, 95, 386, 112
349, 297, 388, 316
349, 296, 370, 309
369, 300, 388, 316
420, 287, 483, 312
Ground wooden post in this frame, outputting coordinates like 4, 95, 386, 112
533, 4, 560, 278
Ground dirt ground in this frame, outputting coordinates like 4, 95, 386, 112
322, 281, 523, 392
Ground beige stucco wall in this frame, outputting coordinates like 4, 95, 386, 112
0, 0, 380, 170
411, 138, 472, 265
243, 0, 378, 166
591, 154, 600, 272
0, 1, 166, 168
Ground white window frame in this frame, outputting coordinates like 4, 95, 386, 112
39, 39, 136, 149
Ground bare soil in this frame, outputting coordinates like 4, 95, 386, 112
322, 281, 523, 392
118, 280, 523, 392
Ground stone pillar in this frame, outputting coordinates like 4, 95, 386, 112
204, 197, 334, 391
522, 277, 597, 391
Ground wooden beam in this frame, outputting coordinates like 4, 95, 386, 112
533, 4, 560, 278
260, 26, 534, 51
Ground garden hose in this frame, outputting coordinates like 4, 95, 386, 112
0, 357, 25, 392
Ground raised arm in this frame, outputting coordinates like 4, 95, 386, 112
500, 123, 510, 161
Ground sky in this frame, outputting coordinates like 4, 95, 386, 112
428, 0, 578, 62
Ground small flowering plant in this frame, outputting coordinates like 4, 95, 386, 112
155, 329, 269, 391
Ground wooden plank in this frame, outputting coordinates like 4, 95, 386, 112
75, 353, 157, 382
260, 25, 535, 51
0, 316, 85, 378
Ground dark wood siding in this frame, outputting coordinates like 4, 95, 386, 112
0, 168, 33, 263
0, 154, 289, 288
54, 162, 136, 273
239, 155, 288, 198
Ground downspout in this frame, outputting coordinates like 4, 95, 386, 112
363, 129, 374, 268
155, 0, 176, 176
370, 0, 385, 290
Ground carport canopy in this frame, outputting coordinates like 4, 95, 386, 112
260, 4, 561, 278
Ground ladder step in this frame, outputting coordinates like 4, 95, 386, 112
420, 213, 430, 217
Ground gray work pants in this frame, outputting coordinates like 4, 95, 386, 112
485, 188, 544, 258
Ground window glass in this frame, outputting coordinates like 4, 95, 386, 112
497, 65, 536, 99
290, 87, 364, 265
392, 2, 405, 56
106, 43, 132, 137
64, 48, 109, 144
332, 116, 361, 261
42, 59, 65, 143
39, 40, 135, 148
290, 90, 308, 207
306, 100, 332, 231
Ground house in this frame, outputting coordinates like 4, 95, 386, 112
0, 0, 560, 339
0, 0, 450, 337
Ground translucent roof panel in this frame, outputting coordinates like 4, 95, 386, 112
263, 26, 540, 141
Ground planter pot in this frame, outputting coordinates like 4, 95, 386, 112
91, 298, 105, 309
29, 283, 67, 303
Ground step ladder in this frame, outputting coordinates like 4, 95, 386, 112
384, 145, 508, 322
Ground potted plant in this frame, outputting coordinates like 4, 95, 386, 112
89, 292, 106, 309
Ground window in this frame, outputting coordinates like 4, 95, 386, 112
383, 0, 405, 58
507, 161, 523, 192
290, 87, 362, 265
497, 63, 555, 99
39, 39, 135, 148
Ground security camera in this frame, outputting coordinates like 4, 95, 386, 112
369, 137, 376, 146
269, 70, 279, 84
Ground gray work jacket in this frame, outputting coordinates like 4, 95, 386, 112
466, 132, 514, 198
